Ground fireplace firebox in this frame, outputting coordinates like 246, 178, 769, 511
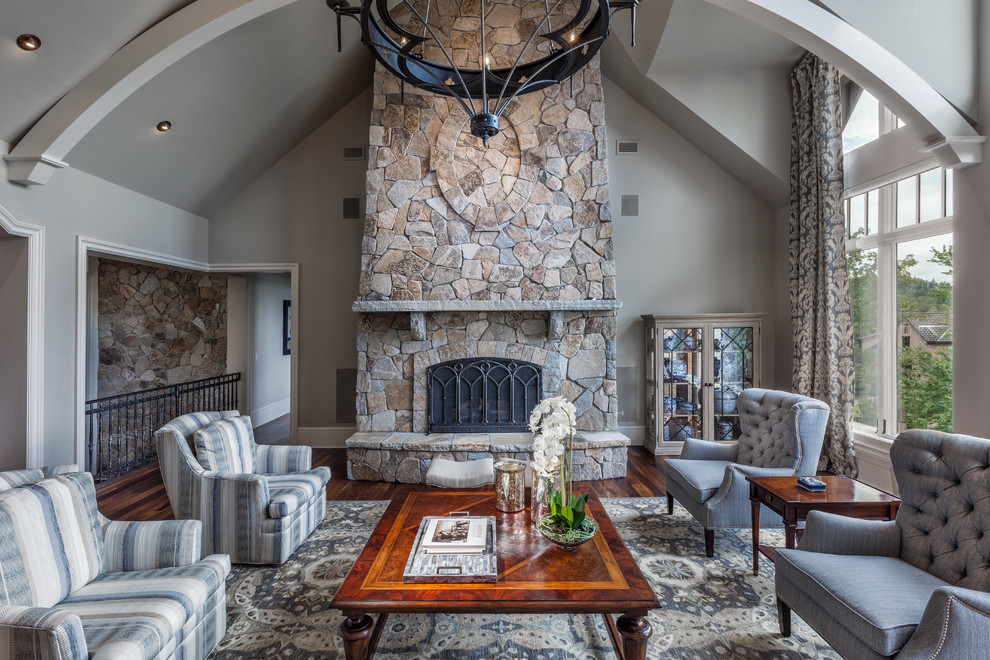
427, 358, 542, 433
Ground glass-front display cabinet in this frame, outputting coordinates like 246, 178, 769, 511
642, 314, 764, 454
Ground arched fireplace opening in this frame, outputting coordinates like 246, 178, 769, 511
427, 358, 541, 433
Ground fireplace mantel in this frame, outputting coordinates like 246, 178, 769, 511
352, 299, 621, 341
352, 300, 621, 313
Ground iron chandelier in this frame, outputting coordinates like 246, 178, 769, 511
329, 0, 639, 145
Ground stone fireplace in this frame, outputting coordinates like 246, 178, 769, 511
345, 12, 627, 481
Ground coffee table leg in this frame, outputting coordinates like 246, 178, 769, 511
617, 614, 652, 660
751, 497, 761, 575
340, 613, 375, 660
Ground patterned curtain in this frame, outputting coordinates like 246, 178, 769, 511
789, 53, 858, 476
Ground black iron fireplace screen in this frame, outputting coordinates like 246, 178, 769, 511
427, 358, 542, 433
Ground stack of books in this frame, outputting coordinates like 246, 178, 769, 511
403, 515, 498, 583
419, 517, 489, 555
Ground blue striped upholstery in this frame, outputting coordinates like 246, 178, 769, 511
0, 472, 105, 608
0, 605, 88, 659
103, 520, 203, 572
255, 444, 312, 473
0, 469, 230, 660
0, 465, 79, 492
266, 469, 332, 518
57, 556, 229, 660
192, 416, 256, 474
155, 411, 330, 564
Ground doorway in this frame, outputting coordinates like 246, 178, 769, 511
0, 231, 29, 469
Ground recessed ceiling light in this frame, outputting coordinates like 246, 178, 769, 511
16, 34, 41, 51
156, 121, 172, 132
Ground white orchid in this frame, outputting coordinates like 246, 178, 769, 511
529, 394, 589, 532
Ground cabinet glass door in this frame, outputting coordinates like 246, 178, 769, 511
645, 326, 657, 443
663, 327, 704, 442
712, 326, 755, 441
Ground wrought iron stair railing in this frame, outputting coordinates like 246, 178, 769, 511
84, 372, 241, 482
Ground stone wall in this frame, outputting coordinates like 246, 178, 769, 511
362, 57, 614, 302
97, 259, 227, 397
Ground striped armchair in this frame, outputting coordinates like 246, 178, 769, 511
155, 411, 331, 564
0, 466, 229, 660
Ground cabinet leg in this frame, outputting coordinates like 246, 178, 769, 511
704, 528, 714, 558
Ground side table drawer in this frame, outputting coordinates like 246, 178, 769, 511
756, 489, 786, 513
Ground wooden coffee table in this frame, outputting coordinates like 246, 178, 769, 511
331, 489, 661, 659
746, 475, 900, 575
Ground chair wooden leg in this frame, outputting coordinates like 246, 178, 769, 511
777, 598, 792, 637
666, 493, 674, 515
704, 528, 714, 557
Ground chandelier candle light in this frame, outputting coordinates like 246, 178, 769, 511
529, 395, 598, 549
329, 0, 639, 145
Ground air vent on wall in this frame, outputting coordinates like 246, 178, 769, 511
616, 139, 639, 155
343, 197, 361, 220
621, 194, 639, 217
342, 145, 366, 161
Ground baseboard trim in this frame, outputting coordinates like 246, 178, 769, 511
298, 426, 356, 448
618, 424, 645, 447
251, 398, 290, 427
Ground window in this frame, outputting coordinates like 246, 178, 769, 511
842, 90, 902, 154
845, 168, 953, 435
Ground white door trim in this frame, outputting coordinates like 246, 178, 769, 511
74, 237, 300, 464
0, 204, 45, 468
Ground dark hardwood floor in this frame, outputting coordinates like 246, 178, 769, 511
95, 418, 668, 521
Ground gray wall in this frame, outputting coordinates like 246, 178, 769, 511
604, 78, 780, 432
249, 272, 291, 425
0, 138, 209, 465
951, 5, 990, 438
210, 91, 371, 443
0, 233, 28, 469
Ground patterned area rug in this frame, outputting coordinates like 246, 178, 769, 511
213, 499, 840, 659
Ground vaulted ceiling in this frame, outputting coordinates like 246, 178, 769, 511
0, 0, 967, 216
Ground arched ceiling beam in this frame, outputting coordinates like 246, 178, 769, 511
702, 0, 983, 167
4, 0, 299, 185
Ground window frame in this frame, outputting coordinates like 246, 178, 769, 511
844, 164, 953, 440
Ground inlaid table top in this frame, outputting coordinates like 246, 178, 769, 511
332, 488, 661, 615
746, 475, 900, 506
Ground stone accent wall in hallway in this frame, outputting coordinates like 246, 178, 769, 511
97, 259, 227, 397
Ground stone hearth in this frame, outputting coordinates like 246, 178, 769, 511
346, 431, 630, 483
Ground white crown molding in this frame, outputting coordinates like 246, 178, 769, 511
0, 205, 45, 468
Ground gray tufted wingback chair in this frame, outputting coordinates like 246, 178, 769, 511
663, 388, 831, 557
775, 430, 990, 659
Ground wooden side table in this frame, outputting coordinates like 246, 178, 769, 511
746, 475, 900, 575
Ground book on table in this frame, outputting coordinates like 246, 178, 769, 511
403, 515, 498, 583
419, 516, 488, 554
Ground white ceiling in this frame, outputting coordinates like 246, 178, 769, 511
0, 0, 195, 144
1, 0, 803, 215
652, 0, 804, 73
